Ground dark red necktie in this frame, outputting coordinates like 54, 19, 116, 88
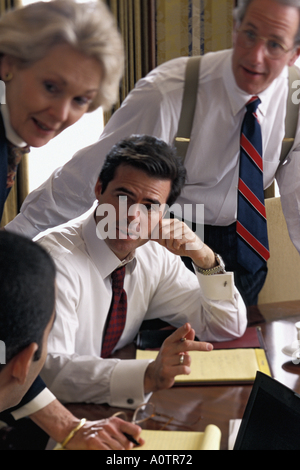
237, 96, 270, 275
101, 266, 127, 358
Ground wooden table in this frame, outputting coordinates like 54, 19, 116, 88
67, 307, 300, 451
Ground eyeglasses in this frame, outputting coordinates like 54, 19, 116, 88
113, 402, 195, 431
237, 29, 293, 59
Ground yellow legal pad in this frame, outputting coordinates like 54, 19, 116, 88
136, 348, 271, 384
133, 425, 221, 451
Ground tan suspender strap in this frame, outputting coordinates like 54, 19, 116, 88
175, 59, 299, 168
279, 65, 300, 166
174, 56, 202, 161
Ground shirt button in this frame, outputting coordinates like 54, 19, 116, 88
127, 398, 134, 405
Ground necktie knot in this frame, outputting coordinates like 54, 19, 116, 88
111, 266, 126, 289
246, 96, 261, 114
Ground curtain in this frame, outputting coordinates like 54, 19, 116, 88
156, 0, 235, 65
103, 0, 156, 124
105, 0, 235, 115
0, 0, 30, 227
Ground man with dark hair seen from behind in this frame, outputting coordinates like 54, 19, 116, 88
0, 232, 56, 418
0, 232, 143, 450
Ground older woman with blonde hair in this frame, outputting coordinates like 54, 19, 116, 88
0, 0, 124, 219
0, 0, 143, 452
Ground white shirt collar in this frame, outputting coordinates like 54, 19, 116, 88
1, 104, 28, 148
224, 50, 288, 119
82, 211, 137, 280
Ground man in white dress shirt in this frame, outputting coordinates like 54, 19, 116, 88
7, 0, 300, 307
39, 135, 247, 409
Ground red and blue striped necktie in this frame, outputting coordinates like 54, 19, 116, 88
237, 96, 270, 275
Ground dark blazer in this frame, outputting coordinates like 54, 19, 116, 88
0, 111, 47, 420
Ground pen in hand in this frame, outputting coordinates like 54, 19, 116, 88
123, 432, 141, 447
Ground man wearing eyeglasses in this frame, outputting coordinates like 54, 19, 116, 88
6, 0, 300, 310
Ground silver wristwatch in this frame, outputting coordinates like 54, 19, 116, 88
194, 253, 226, 276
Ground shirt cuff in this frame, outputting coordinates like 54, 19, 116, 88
11, 388, 56, 420
110, 359, 152, 409
196, 271, 235, 301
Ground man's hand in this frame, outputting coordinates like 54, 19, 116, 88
144, 323, 213, 394
154, 218, 217, 270
66, 417, 144, 450
30, 399, 143, 450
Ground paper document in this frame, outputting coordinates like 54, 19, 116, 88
136, 348, 271, 384
133, 425, 221, 450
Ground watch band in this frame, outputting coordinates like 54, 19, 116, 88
194, 253, 226, 276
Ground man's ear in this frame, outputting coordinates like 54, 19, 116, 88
288, 46, 300, 67
95, 179, 103, 201
10, 343, 39, 385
